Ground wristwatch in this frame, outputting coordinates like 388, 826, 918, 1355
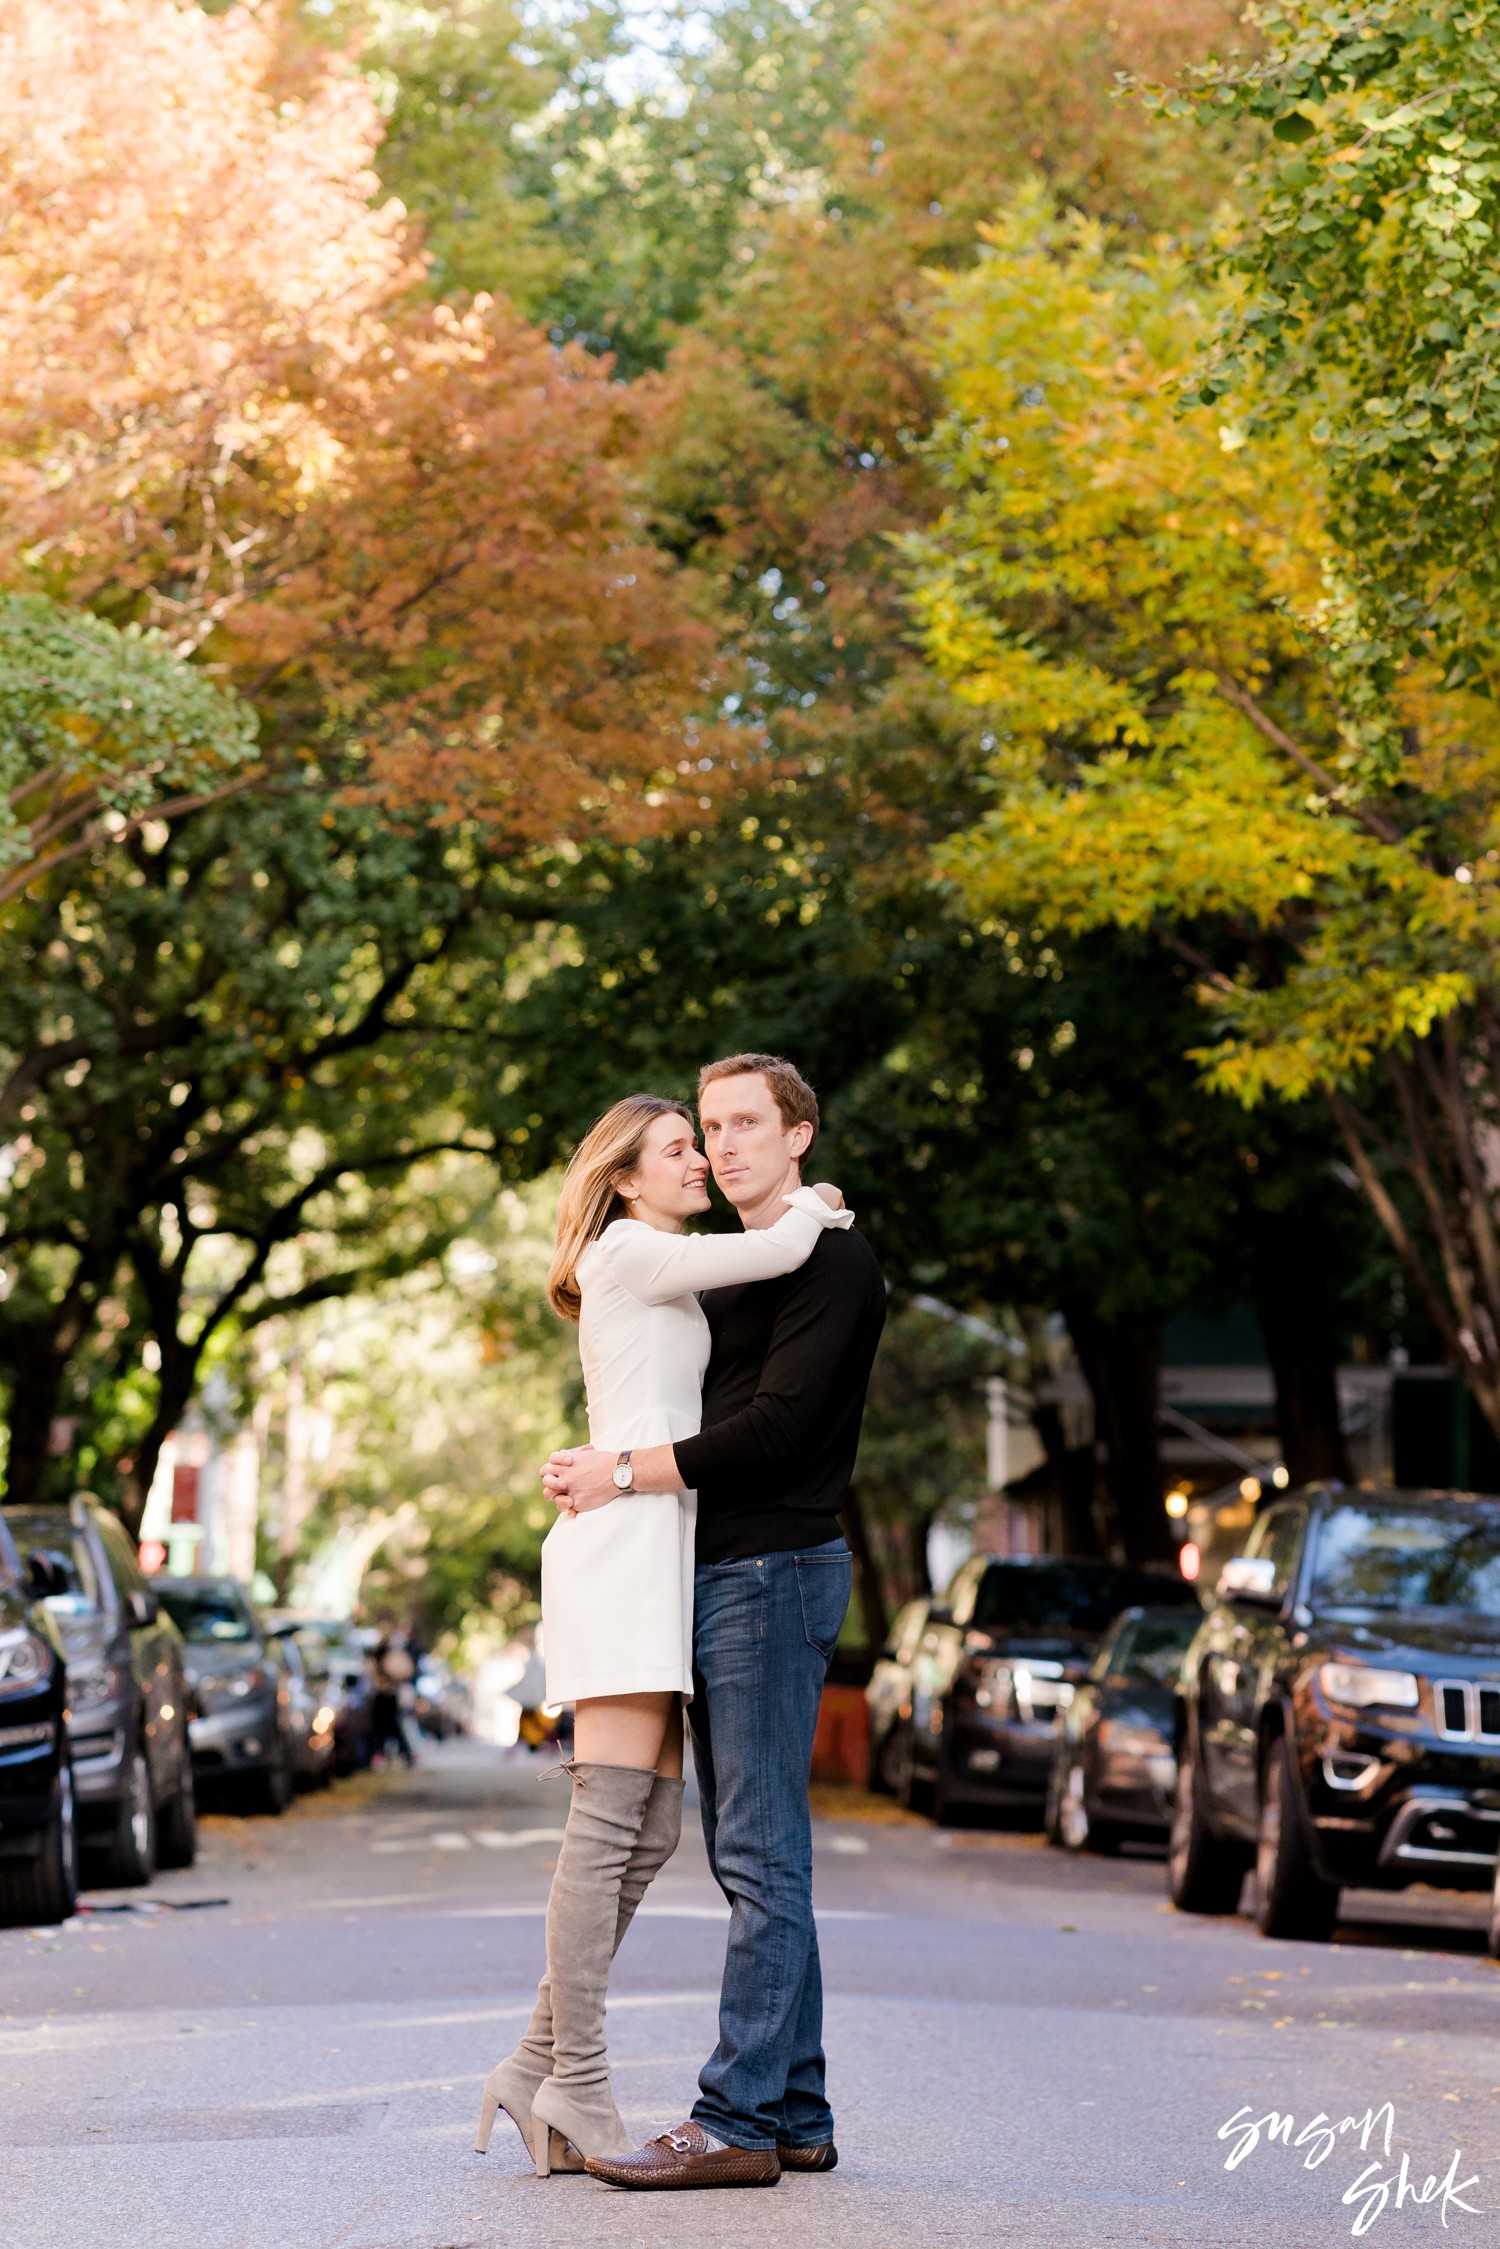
612, 1450, 635, 1492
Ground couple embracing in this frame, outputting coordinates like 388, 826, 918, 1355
474, 1052, 885, 2189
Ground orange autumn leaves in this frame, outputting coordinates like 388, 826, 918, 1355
0, 0, 716, 846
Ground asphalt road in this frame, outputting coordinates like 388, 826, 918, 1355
4, 1738, 1500, 2249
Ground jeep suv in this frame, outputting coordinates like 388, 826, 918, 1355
0, 1514, 74, 1926
1172, 1487, 1500, 1940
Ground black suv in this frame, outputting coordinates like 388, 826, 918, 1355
1172, 1486, 1500, 1941
0, 1514, 74, 1926
886, 1554, 1201, 1823
5, 1498, 196, 1884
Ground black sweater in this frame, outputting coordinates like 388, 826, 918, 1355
673, 1224, 886, 1564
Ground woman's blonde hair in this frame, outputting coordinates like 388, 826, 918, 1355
547, 1094, 693, 1321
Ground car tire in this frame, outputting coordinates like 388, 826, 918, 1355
155, 1756, 198, 1871
1255, 1732, 1340, 1942
0, 1761, 78, 1928
892, 1724, 933, 1817
245, 1735, 291, 1817
1488, 1851, 1500, 1959
932, 1754, 968, 1829
1168, 1742, 1250, 1915
90, 1743, 157, 1889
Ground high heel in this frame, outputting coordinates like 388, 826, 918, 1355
531, 2073, 633, 2164
473, 2056, 544, 2159
533, 2123, 580, 2178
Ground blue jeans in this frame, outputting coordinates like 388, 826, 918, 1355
687, 1537, 852, 2150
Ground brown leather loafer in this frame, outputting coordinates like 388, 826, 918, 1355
777, 2140, 838, 2172
584, 2120, 781, 2190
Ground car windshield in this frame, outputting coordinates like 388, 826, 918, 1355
4, 1513, 102, 1615
1113, 1614, 1201, 1685
1310, 1505, 1500, 1617
972, 1565, 1192, 1635
157, 1586, 256, 1643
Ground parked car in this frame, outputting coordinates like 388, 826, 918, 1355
888, 1555, 1201, 1824
866, 1598, 937, 1794
1046, 1606, 1203, 1853
287, 1620, 375, 1775
155, 1576, 294, 1814
0, 1514, 74, 1927
266, 1625, 336, 1790
5, 1497, 195, 1883
1172, 1486, 1500, 1942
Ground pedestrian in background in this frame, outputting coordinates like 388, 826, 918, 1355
370, 1624, 416, 1768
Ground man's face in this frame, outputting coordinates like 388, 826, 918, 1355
698, 1072, 812, 1212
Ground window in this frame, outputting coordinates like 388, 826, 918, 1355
1310, 1503, 1500, 1617
94, 1512, 146, 1601
156, 1586, 255, 1643
5, 1511, 103, 1615
971, 1564, 1197, 1636
1242, 1507, 1306, 1599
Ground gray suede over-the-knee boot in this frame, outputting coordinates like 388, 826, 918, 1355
475, 1775, 685, 2163
529, 1761, 658, 2169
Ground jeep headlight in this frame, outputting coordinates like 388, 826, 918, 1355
0, 1629, 52, 1691
1320, 1662, 1420, 1710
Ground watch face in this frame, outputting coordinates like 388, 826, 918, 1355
613, 1466, 631, 1488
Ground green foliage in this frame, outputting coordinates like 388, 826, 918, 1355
319, 0, 871, 373
1157, 0, 1500, 724
0, 594, 256, 891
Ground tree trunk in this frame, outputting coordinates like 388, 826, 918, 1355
840, 1484, 890, 1651
1251, 1203, 1350, 1486
1033, 1399, 1102, 1557
0, 1327, 68, 1509
1065, 1304, 1171, 1564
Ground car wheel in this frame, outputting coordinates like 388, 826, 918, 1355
0, 1760, 78, 1928
245, 1735, 291, 1817
932, 1752, 968, 1829
1057, 1761, 1092, 1852
94, 1743, 156, 1888
1488, 1851, 1500, 1960
1255, 1732, 1340, 1942
1168, 1741, 1250, 1915
155, 1753, 198, 1871
892, 1723, 933, 1817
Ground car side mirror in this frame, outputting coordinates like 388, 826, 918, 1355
1216, 1556, 1278, 1606
127, 1588, 160, 1627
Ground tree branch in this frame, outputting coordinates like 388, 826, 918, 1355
1214, 672, 1403, 847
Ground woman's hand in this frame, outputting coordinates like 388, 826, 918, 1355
542, 1445, 618, 1515
811, 1182, 845, 1211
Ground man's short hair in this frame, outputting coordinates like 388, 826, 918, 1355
698, 1052, 820, 1155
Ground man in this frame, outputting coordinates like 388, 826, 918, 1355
542, 1053, 886, 2189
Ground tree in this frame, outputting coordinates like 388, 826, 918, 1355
906, 44, 1500, 1444
0, 0, 713, 840
0, 764, 550, 1525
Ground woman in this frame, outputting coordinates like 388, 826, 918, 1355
474, 1093, 851, 2173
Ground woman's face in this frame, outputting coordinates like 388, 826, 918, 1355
615, 1111, 710, 1227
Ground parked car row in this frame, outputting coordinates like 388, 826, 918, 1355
0, 1496, 388, 1928
867, 1556, 1198, 1825
873, 1484, 1500, 1956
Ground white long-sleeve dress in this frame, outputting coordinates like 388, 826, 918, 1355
541, 1187, 855, 1702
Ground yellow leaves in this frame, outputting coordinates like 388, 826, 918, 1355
910, 182, 1500, 1102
